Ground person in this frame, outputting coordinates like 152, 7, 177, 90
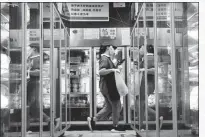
1, 45, 10, 80
136, 44, 163, 130
26, 43, 60, 133
1, 45, 10, 136
87, 44, 124, 132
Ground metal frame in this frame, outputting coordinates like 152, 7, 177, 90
21, 3, 27, 137
50, 3, 55, 136
59, 15, 63, 131
69, 47, 92, 123
129, 2, 181, 137
153, 2, 160, 137
4, 2, 71, 137
142, 4, 149, 134
40, 3, 44, 137
170, 3, 178, 137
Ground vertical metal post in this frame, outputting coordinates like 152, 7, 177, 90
59, 16, 62, 131
50, 3, 55, 136
90, 47, 93, 119
133, 30, 136, 129
143, 3, 148, 136
136, 15, 141, 131
39, 3, 43, 137
93, 48, 97, 118
65, 29, 68, 128
153, 2, 160, 137
68, 34, 71, 127
21, 3, 27, 137
170, 3, 178, 137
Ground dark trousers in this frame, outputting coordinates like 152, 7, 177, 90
135, 73, 156, 126
95, 93, 121, 126
27, 77, 50, 129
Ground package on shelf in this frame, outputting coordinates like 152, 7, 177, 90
79, 77, 90, 93
70, 57, 81, 63
79, 64, 89, 76
61, 76, 66, 94
158, 76, 170, 93
96, 93, 105, 108
42, 79, 50, 94
43, 94, 50, 108
1, 84, 9, 108
148, 94, 155, 106
10, 64, 22, 71
42, 66, 50, 77
10, 93, 21, 109
69, 97, 89, 107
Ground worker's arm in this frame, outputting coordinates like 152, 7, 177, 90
99, 68, 119, 76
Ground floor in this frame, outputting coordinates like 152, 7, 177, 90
3, 130, 198, 137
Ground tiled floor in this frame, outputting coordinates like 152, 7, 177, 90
3, 130, 197, 137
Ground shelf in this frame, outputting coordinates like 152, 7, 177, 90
69, 93, 89, 97
158, 62, 169, 65
9, 78, 22, 81
42, 77, 50, 80
70, 63, 89, 65
70, 75, 80, 78
64, 107, 90, 108
9, 48, 21, 51
70, 92, 89, 94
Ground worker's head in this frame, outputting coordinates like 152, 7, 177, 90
99, 43, 117, 57
139, 44, 154, 56
29, 43, 40, 53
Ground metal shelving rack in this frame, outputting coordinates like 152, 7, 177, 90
129, 2, 198, 137
1, 2, 71, 137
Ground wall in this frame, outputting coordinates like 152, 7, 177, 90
70, 28, 130, 47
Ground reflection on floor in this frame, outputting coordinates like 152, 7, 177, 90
4, 130, 198, 137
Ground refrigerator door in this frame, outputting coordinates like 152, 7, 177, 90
68, 47, 92, 123
93, 47, 126, 124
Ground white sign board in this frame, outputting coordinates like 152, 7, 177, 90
136, 3, 183, 21
121, 28, 130, 45
100, 28, 116, 39
64, 3, 109, 21
84, 28, 99, 39
44, 29, 65, 40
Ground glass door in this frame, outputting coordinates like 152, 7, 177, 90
68, 47, 92, 123
93, 47, 126, 124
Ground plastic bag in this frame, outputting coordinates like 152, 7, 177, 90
130, 71, 142, 96
114, 71, 128, 96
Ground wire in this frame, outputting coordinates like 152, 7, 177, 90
109, 17, 129, 26
116, 8, 124, 27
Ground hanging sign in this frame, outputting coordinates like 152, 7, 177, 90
63, 3, 109, 22
27, 29, 40, 44
137, 3, 183, 21
100, 28, 116, 39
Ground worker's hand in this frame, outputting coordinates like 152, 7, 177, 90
112, 69, 120, 73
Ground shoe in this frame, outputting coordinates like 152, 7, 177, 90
111, 125, 125, 133
87, 117, 95, 131
48, 118, 60, 131
27, 130, 33, 134
159, 116, 163, 129
54, 118, 60, 131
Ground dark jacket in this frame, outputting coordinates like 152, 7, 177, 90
99, 55, 120, 101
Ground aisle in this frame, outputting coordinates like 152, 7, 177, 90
4, 130, 196, 137
64, 130, 135, 137
63, 130, 196, 137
